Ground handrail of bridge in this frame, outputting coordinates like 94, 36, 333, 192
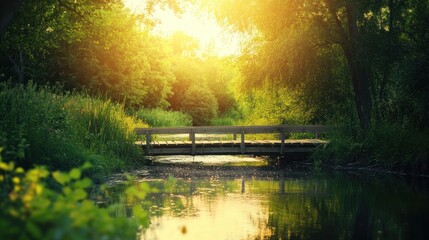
135, 125, 331, 155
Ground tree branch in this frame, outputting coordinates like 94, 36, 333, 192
56, 0, 90, 23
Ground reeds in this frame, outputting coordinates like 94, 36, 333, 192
133, 108, 192, 127
0, 82, 146, 180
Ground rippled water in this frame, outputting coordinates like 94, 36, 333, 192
106, 156, 429, 240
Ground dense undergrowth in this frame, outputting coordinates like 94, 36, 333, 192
132, 108, 192, 127
0, 83, 154, 239
0, 150, 152, 239
0, 82, 147, 181
312, 123, 429, 174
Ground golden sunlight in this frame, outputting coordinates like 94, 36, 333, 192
123, 0, 244, 56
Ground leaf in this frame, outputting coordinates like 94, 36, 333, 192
81, 161, 92, 170
69, 168, 81, 180
73, 178, 92, 189
73, 189, 88, 201
63, 186, 72, 196
53, 171, 70, 185
0, 161, 14, 171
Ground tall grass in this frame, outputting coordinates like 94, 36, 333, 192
0, 82, 146, 180
210, 109, 241, 126
64, 95, 147, 178
133, 108, 192, 127
312, 123, 429, 173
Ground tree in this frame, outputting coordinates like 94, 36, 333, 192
1, 0, 178, 108
203, 0, 404, 130
181, 84, 218, 126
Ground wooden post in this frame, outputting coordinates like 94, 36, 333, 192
233, 133, 237, 140
280, 131, 285, 155
190, 130, 196, 155
240, 131, 245, 154
145, 133, 151, 155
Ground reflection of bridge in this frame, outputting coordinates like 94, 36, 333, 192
135, 125, 330, 156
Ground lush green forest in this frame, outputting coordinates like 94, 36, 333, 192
1, 0, 428, 238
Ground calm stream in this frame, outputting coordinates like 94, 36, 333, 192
105, 156, 429, 240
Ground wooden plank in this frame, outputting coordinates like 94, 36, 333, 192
247, 140, 259, 145
135, 125, 332, 135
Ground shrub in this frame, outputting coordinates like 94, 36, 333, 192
0, 150, 151, 240
133, 108, 192, 127
181, 85, 218, 126
210, 109, 241, 126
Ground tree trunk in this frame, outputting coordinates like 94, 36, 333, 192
342, 2, 372, 131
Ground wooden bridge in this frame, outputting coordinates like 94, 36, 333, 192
135, 125, 330, 156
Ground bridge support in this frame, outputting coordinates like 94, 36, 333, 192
280, 131, 285, 155
240, 131, 245, 154
190, 130, 196, 155
145, 133, 151, 155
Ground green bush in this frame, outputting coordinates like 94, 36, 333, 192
210, 109, 241, 126
0, 82, 145, 180
133, 108, 192, 127
0, 150, 151, 240
181, 85, 218, 126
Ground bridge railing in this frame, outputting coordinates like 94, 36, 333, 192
135, 125, 330, 155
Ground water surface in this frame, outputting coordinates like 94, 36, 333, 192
107, 156, 429, 240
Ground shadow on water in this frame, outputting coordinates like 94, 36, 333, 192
102, 155, 429, 240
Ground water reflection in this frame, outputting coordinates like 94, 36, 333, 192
106, 156, 429, 240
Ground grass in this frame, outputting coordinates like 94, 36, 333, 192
0, 82, 146, 181
210, 110, 241, 126
311, 123, 429, 173
132, 108, 192, 127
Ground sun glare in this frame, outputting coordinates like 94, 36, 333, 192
123, 0, 244, 56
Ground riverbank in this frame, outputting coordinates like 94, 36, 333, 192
310, 124, 429, 176
105, 154, 429, 188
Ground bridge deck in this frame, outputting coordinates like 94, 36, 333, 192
135, 125, 330, 156
136, 139, 327, 156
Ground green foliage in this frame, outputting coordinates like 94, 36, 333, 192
210, 117, 236, 126
0, 82, 69, 167
133, 108, 192, 127
0, 0, 176, 108
63, 94, 147, 178
312, 123, 429, 173
200, 56, 238, 115
236, 80, 307, 126
0, 83, 145, 180
210, 109, 241, 126
0, 151, 153, 240
167, 38, 239, 116
181, 84, 218, 126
